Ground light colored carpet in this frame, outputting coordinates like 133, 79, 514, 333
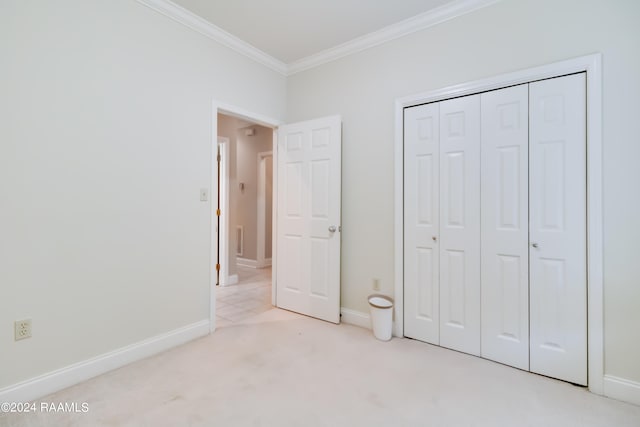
2, 309, 640, 426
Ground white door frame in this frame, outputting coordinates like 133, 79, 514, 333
210, 101, 281, 332
216, 137, 237, 286
394, 54, 603, 394
256, 151, 273, 269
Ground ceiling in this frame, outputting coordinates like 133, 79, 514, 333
170, 0, 455, 64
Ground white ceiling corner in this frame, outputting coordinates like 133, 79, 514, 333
136, 0, 288, 75
287, 0, 501, 75
137, 0, 500, 76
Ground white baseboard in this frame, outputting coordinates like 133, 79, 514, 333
341, 307, 400, 338
237, 258, 272, 269
0, 319, 210, 403
237, 257, 258, 268
340, 308, 371, 329
220, 274, 238, 286
604, 375, 640, 406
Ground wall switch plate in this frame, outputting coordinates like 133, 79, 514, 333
200, 188, 208, 202
372, 278, 380, 291
14, 319, 32, 341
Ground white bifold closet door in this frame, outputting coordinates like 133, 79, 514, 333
404, 73, 586, 386
480, 75, 586, 382
439, 96, 481, 356
480, 84, 530, 370
529, 74, 587, 385
404, 103, 440, 344
404, 95, 481, 356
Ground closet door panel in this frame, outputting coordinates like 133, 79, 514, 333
439, 95, 481, 356
480, 84, 530, 370
404, 103, 440, 344
530, 73, 587, 385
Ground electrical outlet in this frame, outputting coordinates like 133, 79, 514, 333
14, 319, 32, 341
372, 278, 380, 291
200, 188, 208, 202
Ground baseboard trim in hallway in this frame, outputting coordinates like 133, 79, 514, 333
0, 319, 210, 403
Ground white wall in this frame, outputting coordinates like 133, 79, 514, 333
0, 0, 285, 390
287, 0, 640, 384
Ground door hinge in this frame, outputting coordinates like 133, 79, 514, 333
216, 264, 220, 271
217, 154, 221, 162
216, 209, 221, 216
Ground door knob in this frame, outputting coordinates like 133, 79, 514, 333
531, 243, 539, 248
328, 226, 337, 233
432, 236, 438, 242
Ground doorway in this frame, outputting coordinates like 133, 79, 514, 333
210, 104, 343, 331
215, 112, 275, 327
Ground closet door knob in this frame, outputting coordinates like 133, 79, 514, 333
432, 236, 438, 242
531, 243, 539, 248
328, 226, 337, 233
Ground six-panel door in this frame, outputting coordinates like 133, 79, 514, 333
276, 116, 342, 324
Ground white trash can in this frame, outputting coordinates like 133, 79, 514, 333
368, 294, 394, 341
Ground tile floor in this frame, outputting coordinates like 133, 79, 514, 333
215, 265, 272, 327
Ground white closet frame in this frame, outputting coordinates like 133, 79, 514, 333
393, 54, 603, 394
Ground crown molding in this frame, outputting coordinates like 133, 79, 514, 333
137, 0, 500, 77
136, 0, 288, 76
287, 0, 501, 75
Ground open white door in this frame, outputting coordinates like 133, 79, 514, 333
276, 115, 342, 323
